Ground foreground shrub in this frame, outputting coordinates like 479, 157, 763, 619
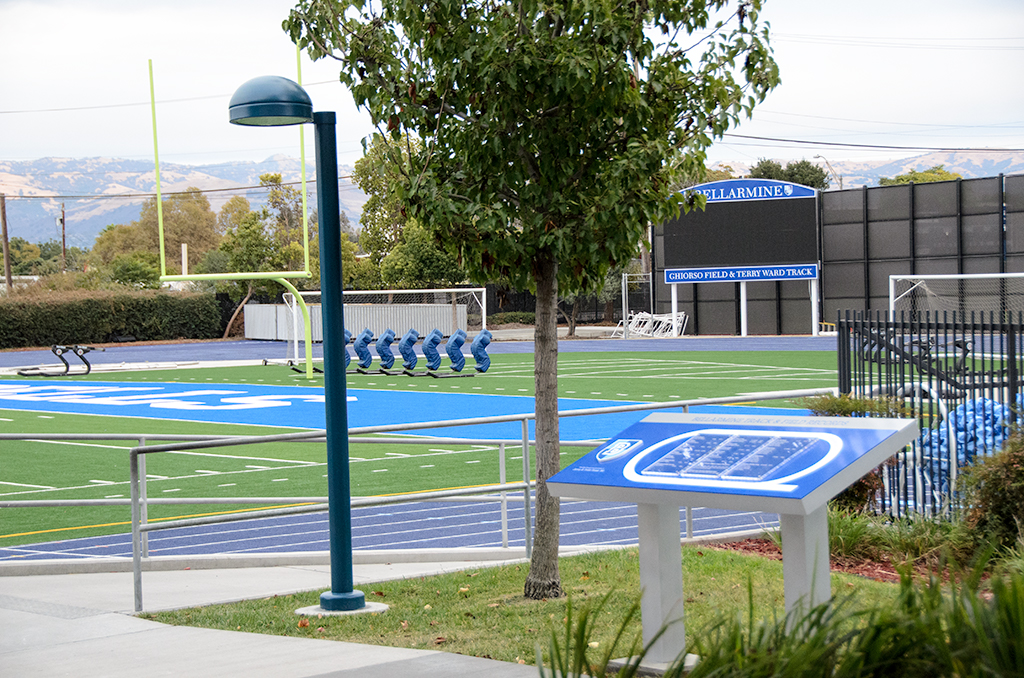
960, 433, 1024, 550
541, 570, 1024, 678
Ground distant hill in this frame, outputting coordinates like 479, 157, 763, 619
709, 151, 1024, 190
0, 156, 367, 249
3, 151, 1022, 250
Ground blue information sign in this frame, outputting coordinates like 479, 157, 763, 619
665, 263, 818, 284
549, 412, 917, 515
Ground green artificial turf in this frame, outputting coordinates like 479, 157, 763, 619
1, 349, 836, 548
8, 350, 838, 404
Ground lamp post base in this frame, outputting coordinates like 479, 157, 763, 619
319, 589, 367, 611
298, 601, 387, 617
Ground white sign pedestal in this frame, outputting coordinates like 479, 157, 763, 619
550, 412, 917, 673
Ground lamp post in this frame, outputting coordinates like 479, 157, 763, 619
814, 154, 843, 190
229, 76, 365, 612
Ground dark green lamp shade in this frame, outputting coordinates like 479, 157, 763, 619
229, 75, 313, 126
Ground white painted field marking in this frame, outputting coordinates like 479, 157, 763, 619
0, 481, 54, 489
89, 480, 115, 485
163, 488, 181, 493
420, 465, 434, 468
466, 460, 481, 464
218, 483, 236, 487
24, 440, 130, 450
372, 469, 388, 473
167, 450, 320, 466
271, 478, 289, 482
245, 465, 271, 470
195, 470, 220, 475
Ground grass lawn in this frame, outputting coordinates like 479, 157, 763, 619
144, 545, 899, 667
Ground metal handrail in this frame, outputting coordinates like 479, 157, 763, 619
3, 387, 834, 611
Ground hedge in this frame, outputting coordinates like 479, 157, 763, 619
0, 291, 222, 349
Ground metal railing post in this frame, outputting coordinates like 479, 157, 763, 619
139, 438, 149, 557
685, 506, 693, 539
522, 419, 532, 558
499, 443, 508, 548
130, 449, 143, 613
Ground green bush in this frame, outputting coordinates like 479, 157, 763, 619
0, 290, 221, 348
961, 433, 1024, 550
489, 311, 536, 325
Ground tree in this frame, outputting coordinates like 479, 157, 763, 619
782, 159, 829, 190
380, 220, 465, 289
748, 158, 786, 181
747, 158, 828, 189
218, 196, 252, 235
879, 164, 962, 186
218, 211, 278, 337
108, 253, 160, 289
353, 133, 422, 267
705, 165, 736, 182
4, 237, 39, 275
89, 223, 150, 267
136, 187, 222, 273
259, 173, 311, 275
287, 0, 778, 599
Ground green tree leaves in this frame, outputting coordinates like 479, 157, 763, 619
879, 165, 963, 186
748, 158, 830, 190
286, 0, 779, 598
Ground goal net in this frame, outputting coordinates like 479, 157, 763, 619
889, 273, 1024, 318
281, 288, 487, 361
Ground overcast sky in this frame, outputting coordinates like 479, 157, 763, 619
1, 0, 1021, 170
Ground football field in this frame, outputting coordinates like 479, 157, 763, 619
0, 349, 837, 553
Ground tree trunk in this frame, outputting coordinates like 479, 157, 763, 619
223, 284, 254, 339
524, 252, 563, 600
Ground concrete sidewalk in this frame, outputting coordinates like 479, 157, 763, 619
0, 554, 542, 677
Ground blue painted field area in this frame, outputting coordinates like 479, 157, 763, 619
0, 379, 654, 440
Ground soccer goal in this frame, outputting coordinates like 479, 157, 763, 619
281, 288, 487, 362
889, 273, 1024, 318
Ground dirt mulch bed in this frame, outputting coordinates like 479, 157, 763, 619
706, 538, 908, 584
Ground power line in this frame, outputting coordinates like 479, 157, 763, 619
721, 134, 1024, 153
0, 176, 360, 201
0, 80, 339, 116
773, 33, 1024, 51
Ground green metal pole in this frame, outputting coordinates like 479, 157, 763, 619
314, 111, 364, 611
148, 60, 166, 278
273, 278, 314, 380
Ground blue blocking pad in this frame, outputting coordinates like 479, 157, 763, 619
375, 328, 396, 370
399, 329, 420, 370
470, 329, 492, 372
445, 329, 467, 372
353, 328, 374, 369
422, 329, 444, 370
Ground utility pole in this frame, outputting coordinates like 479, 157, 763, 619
1, 193, 12, 293
60, 202, 67, 273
